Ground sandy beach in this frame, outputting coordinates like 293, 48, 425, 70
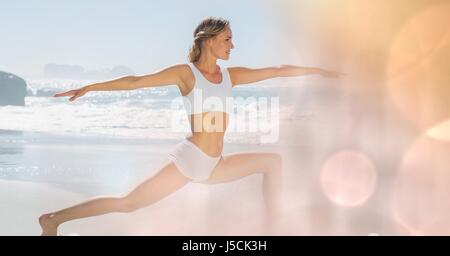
0, 129, 285, 235
0, 125, 408, 236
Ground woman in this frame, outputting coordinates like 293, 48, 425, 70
40, 17, 342, 235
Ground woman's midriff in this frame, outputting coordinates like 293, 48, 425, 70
186, 112, 228, 158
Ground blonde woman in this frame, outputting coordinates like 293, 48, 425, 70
40, 17, 342, 235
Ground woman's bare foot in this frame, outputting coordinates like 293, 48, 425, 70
39, 213, 59, 236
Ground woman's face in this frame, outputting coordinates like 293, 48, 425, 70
207, 26, 234, 60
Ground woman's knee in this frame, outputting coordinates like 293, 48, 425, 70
265, 153, 283, 174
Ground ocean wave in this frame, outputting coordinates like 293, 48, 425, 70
1, 79, 304, 143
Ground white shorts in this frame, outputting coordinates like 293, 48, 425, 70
167, 139, 221, 182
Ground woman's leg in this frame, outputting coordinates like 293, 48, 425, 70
39, 161, 190, 236
200, 152, 283, 229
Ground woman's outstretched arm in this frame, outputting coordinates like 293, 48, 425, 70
228, 65, 345, 87
53, 64, 184, 101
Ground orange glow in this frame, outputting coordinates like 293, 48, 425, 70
387, 2, 450, 130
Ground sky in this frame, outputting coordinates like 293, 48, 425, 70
0, 0, 299, 78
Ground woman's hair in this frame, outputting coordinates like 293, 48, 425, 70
188, 17, 230, 63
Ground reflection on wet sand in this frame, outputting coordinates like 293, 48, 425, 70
0, 129, 25, 166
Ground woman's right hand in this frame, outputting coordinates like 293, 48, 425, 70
53, 86, 89, 102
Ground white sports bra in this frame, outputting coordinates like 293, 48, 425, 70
183, 63, 233, 116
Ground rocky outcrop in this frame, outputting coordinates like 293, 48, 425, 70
0, 71, 27, 106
